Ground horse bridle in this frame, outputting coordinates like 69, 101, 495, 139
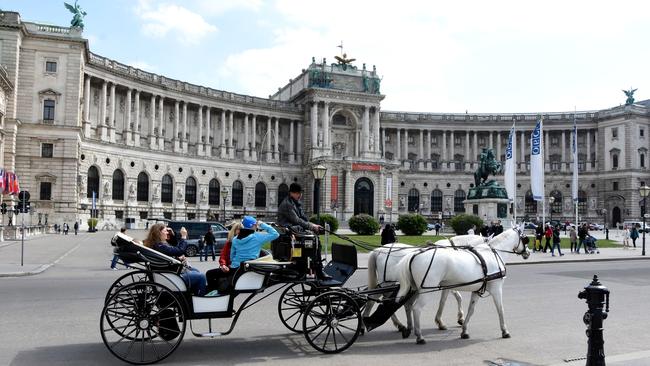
490, 227, 529, 256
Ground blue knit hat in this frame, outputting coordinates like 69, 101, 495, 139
242, 216, 257, 229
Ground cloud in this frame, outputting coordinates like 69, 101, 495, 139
127, 60, 158, 72
196, 0, 263, 15
135, 0, 217, 44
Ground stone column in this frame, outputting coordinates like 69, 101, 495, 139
418, 129, 424, 169
396, 129, 401, 160
274, 117, 280, 161
473, 131, 478, 167
403, 129, 409, 162
109, 83, 116, 143
243, 114, 250, 160
381, 128, 386, 158
354, 130, 359, 157
134, 90, 141, 147
465, 131, 470, 171
197, 105, 204, 156
450, 131, 455, 168
296, 120, 303, 164
310, 102, 318, 151
173, 101, 180, 152
489, 131, 493, 150
544, 130, 550, 170
560, 130, 569, 172
496, 132, 501, 160
220, 110, 226, 157
83, 75, 91, 137
289, 120, 295, 163
251, 115, 257, 161
373, 107, 381, 153
100, 80, 108, 141
323, 101, 330, 153
267, 117, 272, 162
520, 130, 525, 171
205, 107, 211, 156
157, 97, 164, 149
149, 95, 156, 149
441, 130, 447, 170
228, 111, 234, 159
182, 102, 188, 153
125, 88, 132, 146
586, 130, 591, 171
361, 106, 370, 155
427, 130, 432, 169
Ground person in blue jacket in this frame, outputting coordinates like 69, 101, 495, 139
230, 216, 279, 268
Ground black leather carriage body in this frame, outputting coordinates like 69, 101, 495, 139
111, 233, 184, 272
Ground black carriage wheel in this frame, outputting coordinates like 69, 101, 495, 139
105, 270, 151, 304
278, 283, 319, 334
100, 282, 186, 365
303, 291, 361, 354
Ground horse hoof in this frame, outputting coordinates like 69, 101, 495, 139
397, 325, 406, 333
437, 324, 447, 330
461, 333, 470, 339
502, 332, 511, 339
457, 319, 464, 326
416, 338, 426, 345
401, 328, 411, 339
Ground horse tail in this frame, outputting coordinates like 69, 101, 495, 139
367, 249, 379, 290
396, 251, 418, 300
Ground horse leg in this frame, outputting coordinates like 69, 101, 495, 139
452, 290, 465, 325
412, 298, 426, 344
490, 283, 510, 338
460, 292, 480, 339
400, 295, 416, 338
434, 290, 449, 330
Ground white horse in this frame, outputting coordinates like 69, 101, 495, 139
363, 234, 491, 336
396, 227, 530, 344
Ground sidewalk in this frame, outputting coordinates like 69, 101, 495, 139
0, 232, 86, 277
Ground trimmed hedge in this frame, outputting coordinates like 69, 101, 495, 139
348, 214, 380, 235
449, 214, 484, 235
309, 213, 339, 233
87, 218, 98, 232
397, 214, 428, 235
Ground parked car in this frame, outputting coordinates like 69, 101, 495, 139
588, 223, 604, 231
524, 222, 538, 230
164, 220, 228, 257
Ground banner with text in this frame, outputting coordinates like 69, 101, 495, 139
385, 177, 393, 208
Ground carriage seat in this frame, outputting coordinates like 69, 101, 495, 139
111, 233, 183, 271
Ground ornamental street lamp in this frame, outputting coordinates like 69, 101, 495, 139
312, 164, 327, 226
639, 185, 650, 256
549, 196, 555, 225
221, 188, 228, 224
600, 208, 608, 240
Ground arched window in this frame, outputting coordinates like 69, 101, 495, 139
137, 172, 149, 202
454, 189, 466, 212
255, 182, 267, 207
232, 180, 243, 207
525, 190, 537, 214
578, 190, 588, 215
408, 188, 420, 212
612, 154, 618, 169
209, 179, 220, 205
161, 174, 173, 203
185, 177, 197, 204
550, 190, 562, 214
641, 153, 646, 168
87, 166, 99, 199
112, 170, 124, 200
430, 189, 442, 212
277, 183, 289, 205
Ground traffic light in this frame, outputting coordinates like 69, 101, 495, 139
0, 203, 6, 215
18, 201, 31, 213
13, 206, 19, 215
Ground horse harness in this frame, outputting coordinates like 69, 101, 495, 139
408, 244, 506, 296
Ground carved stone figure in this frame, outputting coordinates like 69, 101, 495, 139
516, 197, 523, 210
152, 184, 160, 201
128, 183, 136, 200
623, 88, 637, 106
399, 196, 406, 208
103, 180, 110, 196
64, 1, 87, 29
247, 191, 254, 205
269, 194, 275, 205
176, 187, 184, 201
589, 197, 597, 210
200, 187, 207, 202
79, 175, 87, 197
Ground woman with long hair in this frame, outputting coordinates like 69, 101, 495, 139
144, 223, 207, 296
205, 222, 241, 294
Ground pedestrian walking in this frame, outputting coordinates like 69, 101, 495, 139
380, 224, 397, 245
63, 223, 69, 235
535, 224, 544, 252
576, 223, 588, 254
551, 225, 564, 256
544, 224, 553, 253
569, 226, 577, 253
201, 226, 216, 262
434, 222, 441, 236
622, 225, 631, 249
630, 225, 639, 249
73, 221, 79, 235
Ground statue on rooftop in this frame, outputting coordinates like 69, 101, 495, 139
623, 87, 637, 106
64, 1, 87, 29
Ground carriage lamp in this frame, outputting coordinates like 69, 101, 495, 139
312, 164, 327, 226
639, 185, 650, 256
221, 188, 228, 224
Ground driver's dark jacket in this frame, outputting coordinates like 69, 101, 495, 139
277, 197, 311, 231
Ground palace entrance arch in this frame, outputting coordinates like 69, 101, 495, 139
354, 177, 374, 216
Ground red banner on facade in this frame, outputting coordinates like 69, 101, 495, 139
331, 176, 338, 202
352, 163, 380, 171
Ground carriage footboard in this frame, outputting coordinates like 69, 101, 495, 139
362, 285, 414, 332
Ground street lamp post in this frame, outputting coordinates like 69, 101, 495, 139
221, 188, 228, 224
549, 196, 555, 225
312, 164, 327, 227
639, 185, 650, 256
601, 208, 608, 240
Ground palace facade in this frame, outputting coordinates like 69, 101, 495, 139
1, 11, 649, 229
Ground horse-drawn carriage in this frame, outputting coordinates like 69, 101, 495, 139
101, 228, 406, 364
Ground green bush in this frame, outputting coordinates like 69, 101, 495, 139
309, 213, 339, 233
348, 214, 380, 235
449, 214, 483, 235
87, 218, 98, 231
396, 214, 428, 235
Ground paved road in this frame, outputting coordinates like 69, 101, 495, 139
1, 231, 649, 366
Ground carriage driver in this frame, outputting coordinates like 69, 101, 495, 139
277, 183, 331, 281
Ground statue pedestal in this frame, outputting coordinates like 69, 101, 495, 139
464, 197, 512, 227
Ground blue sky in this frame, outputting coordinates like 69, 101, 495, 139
6, 0, 650, 113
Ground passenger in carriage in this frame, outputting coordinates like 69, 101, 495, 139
143, 223, 207, 296
205, 222, 241, 293
230, 216, 279, 268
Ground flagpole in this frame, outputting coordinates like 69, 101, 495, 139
573, 107, 579, 229
513, 123, 517, 224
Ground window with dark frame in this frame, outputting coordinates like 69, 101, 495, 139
232, 181, 243, 207
43, 100, 55, 121
185, 177, 197, 204
41, 143, 53, 158
208, 179, 220, 205
454, 189, 466, 213
40, 182, 52, 200
430, 189, 443, 212
254, 182, 267, 207
115, 210, 124, 219
161, 174, 173, 203
45, 61, 57, 73
112, 170, 125, 200
613, 181, 619, 191
525, 191, 537, 214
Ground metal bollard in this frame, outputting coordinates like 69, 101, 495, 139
578, 275, 610, 366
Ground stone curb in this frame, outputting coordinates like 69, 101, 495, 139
0, 243, 81, 278
507, 256, 650, 266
